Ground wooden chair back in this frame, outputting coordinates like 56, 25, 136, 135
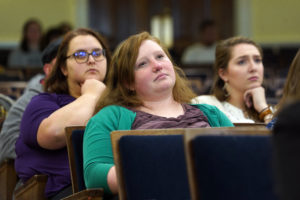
233, 122, 267, 129
14, 125, 103, 200
65, 126, 86, 193
111, 128, 186, 200
63, 126, 104, 200
14, 174, 48, 200
0, 158, 18, 200
184, 127, 276, 200
112, 128, 252, 200
0, 81, 27, 100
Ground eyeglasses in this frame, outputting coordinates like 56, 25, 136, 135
66, 49, 106, 64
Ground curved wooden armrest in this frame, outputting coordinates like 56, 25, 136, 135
61, 188, 104, 200
0, 158, 18, 200
14, 174, 48, 200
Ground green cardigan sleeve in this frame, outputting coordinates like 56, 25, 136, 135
192, 103, 234, 127
83, 105, 136, 193
83, 104, 232, 194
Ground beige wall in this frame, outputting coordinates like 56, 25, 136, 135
0, 0, 88, 46
1, 0, 299, 45
252, 0, 300, 44
235, 0, 300, 45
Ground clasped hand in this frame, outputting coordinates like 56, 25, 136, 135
81, 79, 106, 100
243, 86, 268, 113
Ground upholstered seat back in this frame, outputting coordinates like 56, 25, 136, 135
192, 135, 277, 200
119, 135, 190, 200
70, 129, 86, 191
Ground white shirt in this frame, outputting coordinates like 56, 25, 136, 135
181, 43, 216, 65
192, 95, 255, 123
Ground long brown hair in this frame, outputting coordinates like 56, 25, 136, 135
95, 31, 196, 112
212, 36, 263, 121
276, 49, 300, 113
21, 19, 42, 52
44, 28, 111, 94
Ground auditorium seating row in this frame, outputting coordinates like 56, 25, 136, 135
0, 64, 286, 105
2, 124, 292, 200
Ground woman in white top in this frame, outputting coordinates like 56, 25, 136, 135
193, 36, 273, 123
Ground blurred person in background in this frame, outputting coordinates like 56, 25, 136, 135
57, 21, 73, 34
0, 38, 62, 164
8, 18, 43, 68
40, 22, 73, 50
181, 19, 218, 65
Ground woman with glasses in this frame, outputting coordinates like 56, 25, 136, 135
14, 28, 111, 200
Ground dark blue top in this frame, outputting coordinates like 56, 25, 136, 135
15, 93, 75, 198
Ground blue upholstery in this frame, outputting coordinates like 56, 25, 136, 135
119, 135, 190, 200
70, 129, 86, 191
69, 129, 116, 200
191, 135, 278, 200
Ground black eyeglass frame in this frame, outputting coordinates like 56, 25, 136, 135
65, 49, 106, 64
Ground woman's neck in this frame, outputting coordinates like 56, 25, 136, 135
226, 89, 246, 111
68, 81, 81, 98
137, 96, 184, 118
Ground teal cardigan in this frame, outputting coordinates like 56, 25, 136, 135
83, 104, 233, 193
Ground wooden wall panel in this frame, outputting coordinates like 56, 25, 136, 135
88, 0, 234, 55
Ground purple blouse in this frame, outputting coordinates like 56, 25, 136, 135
15, 93, 75, 198
131, 104, 211, 130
